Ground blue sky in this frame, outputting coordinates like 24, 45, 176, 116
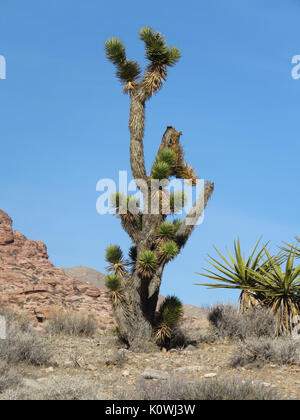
0, 0, 299, 306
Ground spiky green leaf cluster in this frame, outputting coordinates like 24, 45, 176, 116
128, 245, 137, 263
158, 295, 183, 328
139, 250, 157, 269
172, 218, 183, 233
158, 222, 175, 239
105, 274, 121, 291
160, 241, 179, 261
105, 38, 141, 84
105, 245, 123, 264
110, 192, 127, 210
170, 191, 188, 213
127, 195, 140, 214
157, 148, 176, 167
151, 161, 170, 180
139, 27, 181, 67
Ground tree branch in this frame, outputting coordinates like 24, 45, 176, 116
175, 181, 214, 248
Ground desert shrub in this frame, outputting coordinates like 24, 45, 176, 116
0, 321, 52, 366
231, 337, 300, 368
208, 304, 276, 341
0, 376, 99, 400
0, 361, 21, 394
46, 311, 97, 337
120, 377, 280, 400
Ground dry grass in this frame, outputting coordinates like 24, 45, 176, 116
0, 375, 100, 400
46, 310, 97, 337
207, 304, 276, 341
120, 376, 280, 400
231, 337, 300, 368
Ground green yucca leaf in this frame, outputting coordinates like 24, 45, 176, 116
170, 191, 188, 213
128, 245, 137, 262
151, 161, 170, 180
105, 38, 126, 65
139, 27, 156, 45
105, 245, 123, 264
172, 219, 183, 233
167, 46, 181, 66
158, 222, 175, 239
158, 295, 183, 328
139, 250, 157, 269
110, 192, 127, 209
157, 148, 176, 167
116, 60, 141, 83
161, 241, 179, 261
105, 274, 121, 291
127, 195, 140, 214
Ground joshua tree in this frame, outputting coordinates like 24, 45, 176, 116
104, 27, 214, 351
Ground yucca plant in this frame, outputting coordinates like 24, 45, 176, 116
105, 274, 124, 305
195, 239, 268, 311
280, 236, 300, 260
159, 241, 179, 263
105, 244, 127, 275
155, 295, 183, 346
137, 250, 157, 279
158, 222, 175, 240
248, 249, 300, 335
103, 27, 214, 351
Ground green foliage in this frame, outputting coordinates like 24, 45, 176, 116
196, 238, 300, 335
157, 148, 176, 167
128, 245, 137, 263
151, 161, 170, 180
105, 274, 121, 291
105, 38, 141, 84
160, 241, 179, 261
158, 295, 183, 328
158, 222, 175, 239
110, 192, 127, 210
138, 250, 157, 270
172, 218, 183, 233
139, 27, 181, 67
248, 249, 300, 335
105, 245, 123, 264
170, 191, 188, 213
105, 38, 126, 65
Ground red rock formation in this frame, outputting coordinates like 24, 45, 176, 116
0, 210, 114, 329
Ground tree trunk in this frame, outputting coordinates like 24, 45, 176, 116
113, 271, 161, 352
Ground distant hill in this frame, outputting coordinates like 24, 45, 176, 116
64, 266, 107, 291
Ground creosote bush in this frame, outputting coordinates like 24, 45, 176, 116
231, 337, 300, 368
208, 304, 277, 341
0, 321, 52, 366
46, 311, 97, 337
0, 376, 100, 401
120, 377, 280, 400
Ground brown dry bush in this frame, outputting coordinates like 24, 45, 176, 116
231, 337, 300, 368
120, 376, 280, 400
46, 310, 97, 337
208, 304, 276, 341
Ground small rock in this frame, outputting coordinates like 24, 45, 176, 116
142, 369, 169, 380
169, 349, 178, 354
122, 370, 130, 377
185, 345, 197, 352
175, 365, 204, 373
204, 373, 217, 378
161, 347, 167, 353
45, 367, 54, 373
261, 382, 271, 387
